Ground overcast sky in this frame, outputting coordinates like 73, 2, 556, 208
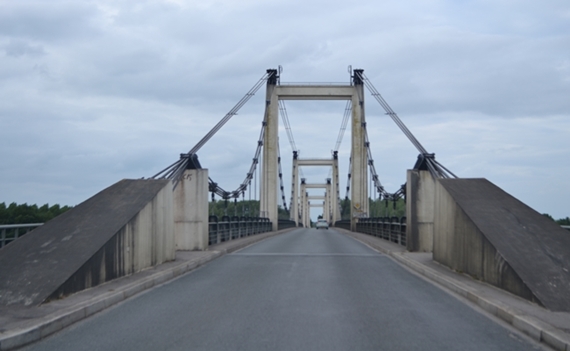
1, 0, 568, 220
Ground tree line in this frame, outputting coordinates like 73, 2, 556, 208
208, 200, 290, 219
339, 198, 406, 220
2, 201, 566, 226
0, 202, 73, 224
543, 214, 570, 226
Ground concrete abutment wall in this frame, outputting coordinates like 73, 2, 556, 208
432, 180, 537, 303
406, 170, 435, 252
0, 179, 176, 306
432, 178, 570, 311
48, 183, 175, 301
174, 169, 209, 251
404, 173, 570, 310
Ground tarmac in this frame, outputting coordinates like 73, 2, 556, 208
1, 227, 569, 351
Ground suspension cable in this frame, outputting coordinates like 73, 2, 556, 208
355, 70, 456, 179
279, 100, 297, 153
334, 100, 352, 152
356, 71, 427, 155
151, 70, 274, 188
277, 143, 288, 212
208, 120, 266, 200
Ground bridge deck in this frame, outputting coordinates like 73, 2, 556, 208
2, 228, 558, 351
1, 229, 569, 350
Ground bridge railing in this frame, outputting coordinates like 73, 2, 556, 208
334, 220, 351, 231
208, 216, 272, 246
334, 217, 407, 247
277, 219, 297, 230
0, 223, 44, 248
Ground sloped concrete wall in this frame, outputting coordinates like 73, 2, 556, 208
433, 180, 536, 303
0, 179, 174, 306
433, 178, 570, 311
406, 170, 435, 252
47, 183, 174, 301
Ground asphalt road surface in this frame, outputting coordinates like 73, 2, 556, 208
21, 228, 545, 351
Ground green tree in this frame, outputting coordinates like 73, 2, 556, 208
208, 199, 289, 220
340, 198, 351, 220
0, 202, 72, 224
208, 199, 260, 218
370, 198, 405, 218
557, 217, 570, 225
541, 213, 570, 226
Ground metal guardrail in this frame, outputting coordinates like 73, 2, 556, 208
279, 82, 350, 86
208, 216, 272, 245
277, 219, 297, 230
3, 220, 564, 250
334, 217, 407, 246
0, 218, 290, 250
334, 220, 351, 231
0, 223, 44, 248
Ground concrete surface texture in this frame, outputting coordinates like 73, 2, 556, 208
0, 179, 173, 307
434, 178, 570, 312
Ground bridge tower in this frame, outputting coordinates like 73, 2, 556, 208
260, 69, 279, 230
292, 158, 337, 226
350, 69, 368, 230
261, 69, 368, 231
290, 151, 299, 226
332, 151, 341, 223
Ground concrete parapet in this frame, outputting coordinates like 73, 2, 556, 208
433, 178, 570, 312
0, 179, 174, 307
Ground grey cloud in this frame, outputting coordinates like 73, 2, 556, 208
0, 2, 101, 42
4, 39, 45, 57
0, 0, 568, 220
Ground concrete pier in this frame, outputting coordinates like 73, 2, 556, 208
406, 169, 435, 252
174, 169, 209, 251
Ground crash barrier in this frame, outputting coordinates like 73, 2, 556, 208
334, 217, 407, 246
334, 220, 351, 231
277, 219, 297, 230
208, 216, 272, 245
0, 223, 43, 248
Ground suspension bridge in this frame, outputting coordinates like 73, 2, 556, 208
1, 68, 570, 351
151, 68, 452, 230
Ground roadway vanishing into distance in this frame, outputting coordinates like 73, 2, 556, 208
21, 229, 545, 351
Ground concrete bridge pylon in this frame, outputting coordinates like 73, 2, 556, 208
294, 159, 337, 225
260, 70, 368, 231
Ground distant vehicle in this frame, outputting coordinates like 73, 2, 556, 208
315, 219, 329, 230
